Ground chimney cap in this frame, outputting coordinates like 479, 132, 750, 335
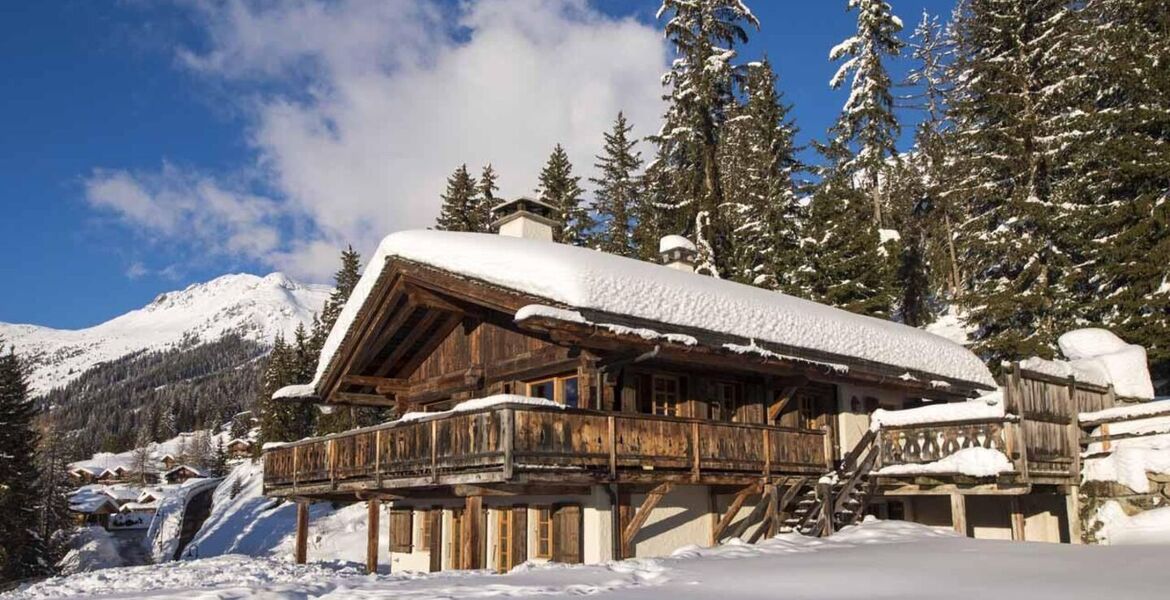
492, 196, 558, 219
659, 234, 697, 255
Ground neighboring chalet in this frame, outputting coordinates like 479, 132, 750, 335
265, 199, 1110, 574
164, 465, 206, 484
227, 438, 253, 458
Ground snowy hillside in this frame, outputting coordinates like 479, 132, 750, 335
0, 273, 329, 395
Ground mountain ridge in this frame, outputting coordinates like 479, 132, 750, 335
0, 272, 330, 396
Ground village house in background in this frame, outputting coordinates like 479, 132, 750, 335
265, 201, 1161, 574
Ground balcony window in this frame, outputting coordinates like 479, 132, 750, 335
526, 375, 580, 409
652, 375, 681, 417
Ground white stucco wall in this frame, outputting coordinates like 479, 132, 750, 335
836, 384, 912, 457
628, 485, 713, 558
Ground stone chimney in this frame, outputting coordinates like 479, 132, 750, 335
659, 235, 697, 273
491, 197, 559, 241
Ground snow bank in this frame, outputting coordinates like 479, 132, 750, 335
874, 447, 1015, 478
56, 527, 125, 575
1058, 328, 1154, 399
1019, 356, 1110, 388
145, 477, 221, 563
304, 231, 995, 401
1094, 502, 1170, 545
870, 390, 1004, 430
1083, 427, 1170, 493
659, 234, 696, 254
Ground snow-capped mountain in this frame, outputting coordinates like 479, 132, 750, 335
0, 273, 330, 395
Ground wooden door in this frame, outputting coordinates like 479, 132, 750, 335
551, 504, 582, 564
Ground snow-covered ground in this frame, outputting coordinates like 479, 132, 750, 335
0, 272, 328, 394
9, 519, 1170, 599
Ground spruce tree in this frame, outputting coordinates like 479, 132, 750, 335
720, 59, 802, 290
650, 0, 759, 277
435, 164, 481, 232
477, 164, 500, 231
591, 113, 643, 257
536, 144, 592, 245
34, 416, 73, 569
0, 341, 51, 581
1059, 0, 1170, 388
317, 245, 362, 337
946, 0, 1075, 363
825, 0, 904, 226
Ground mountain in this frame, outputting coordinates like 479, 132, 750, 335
0, 273, 330, 396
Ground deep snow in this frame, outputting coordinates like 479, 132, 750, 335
9, 520, 1170, 599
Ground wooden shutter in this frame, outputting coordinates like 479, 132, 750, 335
428, 508, 443, 571
511, 505, 528, 567
551, 504, 582, 564
389, 508, 413, 553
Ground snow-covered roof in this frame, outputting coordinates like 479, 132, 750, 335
120, 501, 158, 512
492, 196, 557, 215
103, 486, 142, 502
658, 234, 696, 254
165, 465, 206, 478
298, 231, 995, 396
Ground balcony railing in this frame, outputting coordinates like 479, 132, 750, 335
263, 402, 830, 494
875, 418, 1019, 471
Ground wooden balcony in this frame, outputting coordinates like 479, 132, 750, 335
263, 402, 830, 498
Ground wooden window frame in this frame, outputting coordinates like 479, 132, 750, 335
712, 381, 741, 422
526, 374, 581, 408
534, 507, 553, 559
651, 374, 681, 417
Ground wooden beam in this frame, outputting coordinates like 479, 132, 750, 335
1009, 497, 1025, 541
331, 392, 397, 407
621, 483, 673, 556
726, 485, 771, 541
767, 381, 806, 423
950, 493, 967, 536
295, 500, 309, 564
746, 485, 778, 544
341, 375, 411, 393
711, 483, 759, 544
375, 310, 447, 377
1066, 485, 1083, 544
462, 496, 483, 569
366, 499, 380, 573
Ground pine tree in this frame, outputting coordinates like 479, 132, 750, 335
435, 164, 481, 232
477, 164, 500, 231
825, 0, 905, 226
946, 0, 1075, 363
34, 415, 73, 570
212, 437, 228, 477
1059, 0, 1170, 388
317, 245, 362, 337
719, 59, 802, 290
257, 335, 314, 445
0, 340, 51, 581
536, 144, 591, 245
591, 113, 643, 257
650, 0, 759, 277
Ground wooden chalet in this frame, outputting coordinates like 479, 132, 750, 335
264, 200, 1106, 574
164, 465, 206, 484
227, 439, 253, 458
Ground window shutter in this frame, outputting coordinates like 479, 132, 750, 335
428, 508, 443, 571
551, 504, 582, 564
389, 508, 413, 553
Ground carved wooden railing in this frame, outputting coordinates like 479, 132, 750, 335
263, 403, 829, 493
875, 418, 1017, 472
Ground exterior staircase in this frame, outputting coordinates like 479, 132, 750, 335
785, 429, 880, 536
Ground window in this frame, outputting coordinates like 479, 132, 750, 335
652, 375, 681, 417
417, 509, 431, 551
534, 507, 553, 558
526, 375, 581, 408
712, 381, 740, 421
496, 509, 513, 571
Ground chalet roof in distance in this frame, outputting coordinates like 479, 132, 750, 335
287, 230, 996, 400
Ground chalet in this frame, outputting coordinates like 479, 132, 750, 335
69, 466, 101, 484
158, 454, 179, 471
68, 490, 120, 529
164, 465, 206, 484
264, 199, 1110, 574
227, 438, 253, 458
96, 466, 130, 483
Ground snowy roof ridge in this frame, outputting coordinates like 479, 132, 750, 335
293, 231, 995, 400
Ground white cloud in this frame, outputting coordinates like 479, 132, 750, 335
89, 0, 666, 281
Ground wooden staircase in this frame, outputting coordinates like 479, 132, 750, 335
785, 429, 880, 536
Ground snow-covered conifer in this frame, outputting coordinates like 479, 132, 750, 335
591, 113, 643, 257
537, 144, 592, 246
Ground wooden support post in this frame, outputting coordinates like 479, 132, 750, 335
502, 408, 515, 480
691, 422, 701, 481
366, 499, 380, 574
950, 493, 967, 537
818, 482, 833, 537
621, 483, 673, 558
727, 486, 771, 541
1066, 485, 1083, 544
295, 500, 309, 565
462, 496, 483, 569
747, 485, 778, 544
711, 483, 759, 544
1009, 497, 1025, 542
607, 415, 617, 479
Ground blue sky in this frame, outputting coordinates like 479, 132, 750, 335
0, 0, 949, 329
